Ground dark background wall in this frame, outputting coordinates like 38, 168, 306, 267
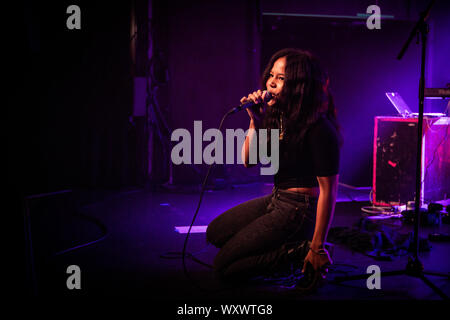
153, 0, 450, 187
11, 1, 134, 197
9, 0, 450, 199
151, 0, 265, 186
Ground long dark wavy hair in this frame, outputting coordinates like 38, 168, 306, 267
261, 48, 340, 146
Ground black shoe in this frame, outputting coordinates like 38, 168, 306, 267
291, 242, 333, 293
257, 240, 311, 280
295, 243, 334, 293
295, 261, 322, 292
284, 240, 311, 270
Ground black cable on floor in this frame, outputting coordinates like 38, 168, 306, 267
53, 211, 108, 256
160, 251, 213, 269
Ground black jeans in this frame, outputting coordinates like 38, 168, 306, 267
206, 188, 317, 279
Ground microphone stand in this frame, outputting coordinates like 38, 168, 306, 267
333, 0, 449, 299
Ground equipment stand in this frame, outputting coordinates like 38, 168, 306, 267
333, 0, 450, 299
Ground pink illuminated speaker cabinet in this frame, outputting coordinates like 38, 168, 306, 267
373, 116, 450, 206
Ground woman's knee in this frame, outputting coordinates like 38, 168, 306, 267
205, 224, 215, 245
212, 249, 237, 281
213, 256, 255, 282
206, 218, 222, 247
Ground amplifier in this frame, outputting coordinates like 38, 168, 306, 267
373, 116, 450, 206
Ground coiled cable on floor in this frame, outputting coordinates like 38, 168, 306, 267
54, 211, 108, 256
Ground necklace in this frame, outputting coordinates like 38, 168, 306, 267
279, 113, 285, 140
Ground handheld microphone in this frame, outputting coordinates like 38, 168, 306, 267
228, 92, 272, 114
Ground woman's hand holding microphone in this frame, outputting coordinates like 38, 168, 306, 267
240, 90, 272, 128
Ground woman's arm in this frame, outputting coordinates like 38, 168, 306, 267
241, 119, 258, 167
311, 174, 339, 249
303, 174, 339, 272
240, 90, 269, 167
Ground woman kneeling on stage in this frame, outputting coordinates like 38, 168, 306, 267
206, 48, 342, 289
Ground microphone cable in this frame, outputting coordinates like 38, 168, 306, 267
180, 108, 234, 293
166, 96, 271, 293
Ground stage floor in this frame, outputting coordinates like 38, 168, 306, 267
27, 182, 450, 300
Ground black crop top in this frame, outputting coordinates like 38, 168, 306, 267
274, 116, 341, 188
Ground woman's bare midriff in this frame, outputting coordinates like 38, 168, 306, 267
285, 187, 320, 198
